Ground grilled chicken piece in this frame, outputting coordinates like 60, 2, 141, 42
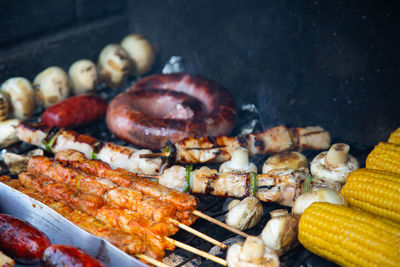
171, 125, 330, 164
27, 156, 182, 225
160, 166, 308, 207
16, 122, 162, 174
55, 149, 199, 213
0, 176, 152, 258
18, 172, 175, 257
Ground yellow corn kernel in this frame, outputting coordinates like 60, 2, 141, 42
388, 127, 400, 145
298, 202, 400, 267
366, 142, 400, 175
341, 168, 400, 223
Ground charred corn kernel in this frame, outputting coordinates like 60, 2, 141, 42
388, 127, 400, 145
366, 142, 400, 175
299, 202, 400, 267
341, 168, 400, 223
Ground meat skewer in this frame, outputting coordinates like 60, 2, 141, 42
0, 176, 152, 258
18, 172, 227, 265
16, 122, 162, 174
26, 156, 226, 249
141, 125, 331, 164
54, 150, 250, 237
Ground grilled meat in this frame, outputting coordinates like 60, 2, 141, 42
160, 166, 308, 207
55, 149, 199, 213
18, 172, 174, 257
170, 125, 330, 164
27, 156, 183, 224
16, 122, 162, 174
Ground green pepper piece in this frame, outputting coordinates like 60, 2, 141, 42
92, 152, 98, 160
250, 172, 257, 196
304, 175, 314, 193
185, 165, 193, 192
42, 132, 59, 153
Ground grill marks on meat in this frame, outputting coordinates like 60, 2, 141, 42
173, 125, 331, 164
0, 176, 151, 258
16, 122, 162, 175
55, 149, 199, 213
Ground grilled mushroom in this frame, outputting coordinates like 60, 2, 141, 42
33, 67, 71, 108
98, 44, 131, 88
68, 59, 98, 95
262, 151, 308, 173
121, 34, 155, 76
292, 189, 346, 215
226, 236, 279, 267
219, 147, 257, 173
310, 143, 359, 184
260, 209, 299, 255
0, 77, 35, 120
2, 149, 44, 175
0, 119, 20, 148
225, 196, 263, 230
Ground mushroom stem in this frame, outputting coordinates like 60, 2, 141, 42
231, 147, 250, 167
326, 143, 349, 167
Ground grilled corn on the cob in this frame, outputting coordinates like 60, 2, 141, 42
366, 142, 400, 175
388, 127, 400, 145
341, 168, 400, 223
298, 202, 400, 267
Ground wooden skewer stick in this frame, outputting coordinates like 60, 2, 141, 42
139, 152, 170, 158
193, 210, 250, 239
166, 237, 227, 266
136, 254, 170, 267
169, 218, 227, 249
136, 173, 160, 179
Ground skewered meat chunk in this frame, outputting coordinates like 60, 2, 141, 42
160, 166, 307, 207
55, 149, 199, 213
170, 125, 330, 164
16, 122, 162, 174
27, 156, 181, 224
1, 175, 154, 258
18, 172, 175, 257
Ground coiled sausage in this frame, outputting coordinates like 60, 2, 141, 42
106, 73, 236, 150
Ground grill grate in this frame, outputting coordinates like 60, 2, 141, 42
0, 83, 372, 267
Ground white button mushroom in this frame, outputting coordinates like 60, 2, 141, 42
97, 44, 131, 88
225, 196, 263, 230
226, 236, 279, 267
310, 143, 359, 184
0, 92, 9, 121
262, 151, 308, 174
33, 67, 71, 108
292, 189, 346, 215
0, 77, 35, 120
121, 34, 155, 76
260, 209, 299, 255
68, 59, 98, 95
219, 147, 257, 173
0, 119, 21, 148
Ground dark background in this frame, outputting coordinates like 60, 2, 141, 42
0, 0, 399, 147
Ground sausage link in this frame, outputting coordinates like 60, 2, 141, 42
0, 214, 51, 264
41, 94, 107, 128
41, 245, 105, 267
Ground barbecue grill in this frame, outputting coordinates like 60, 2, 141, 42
0, 1, 399, 266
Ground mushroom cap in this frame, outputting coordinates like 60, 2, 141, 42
225, 196, 263, 230
33, 66, 71, 108
121, 34, 155, 76
1, 77, 35, 119
262, 151, 308, 173
292, 189, 346, 215
310, 150, 359, 183
68, 59, 98, 95
97, 44, 131, 88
